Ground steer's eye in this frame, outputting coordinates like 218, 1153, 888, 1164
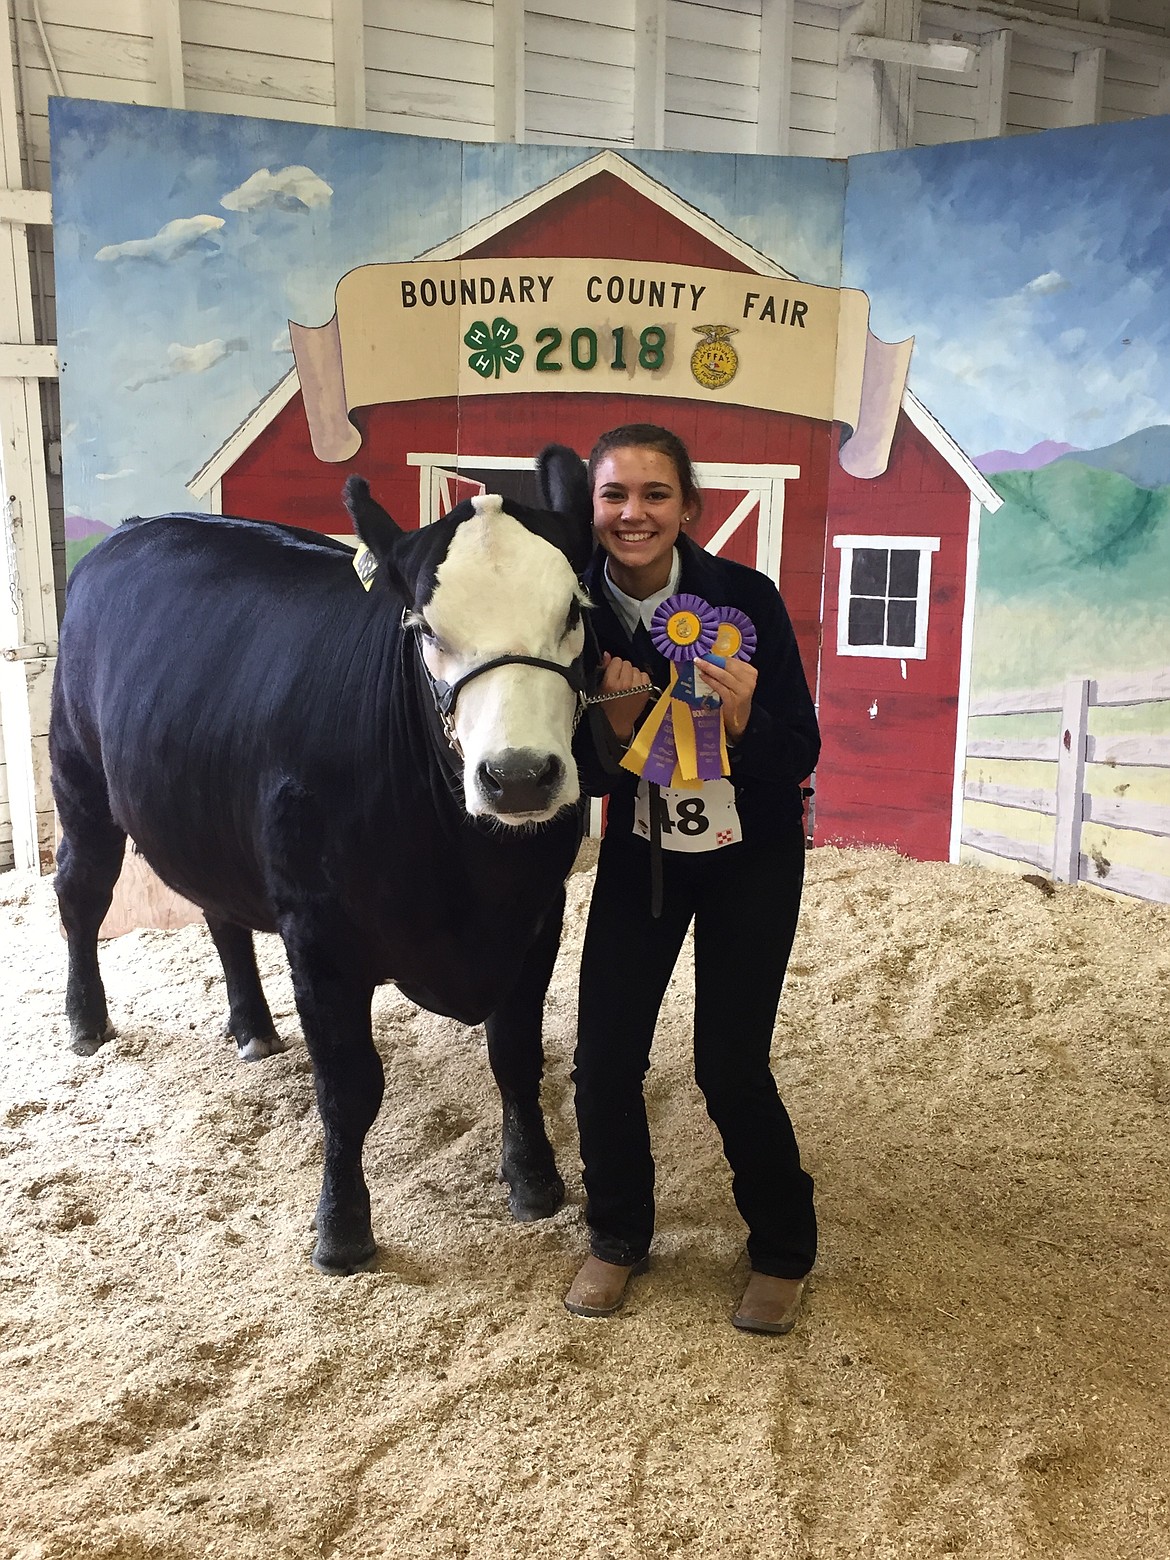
404, 611, 441, 647
564, 599, 582, 637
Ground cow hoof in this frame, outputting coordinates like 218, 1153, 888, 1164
311, 1240, 378, 1277
69, 1021, 115, 1057
236, 1033, 287, 1063
501, 1167, 566, 1223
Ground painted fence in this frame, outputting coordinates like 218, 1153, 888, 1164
961, 667, 1170, 906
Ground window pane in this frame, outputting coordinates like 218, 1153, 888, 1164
848, 597, 886, 646
851, 547, 888, 596
887, 599, 917, 646
888, 549, 920, 598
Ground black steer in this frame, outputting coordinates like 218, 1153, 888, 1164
50, 446, 595, 1274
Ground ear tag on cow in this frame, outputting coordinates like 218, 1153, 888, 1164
352, 542, 378, 591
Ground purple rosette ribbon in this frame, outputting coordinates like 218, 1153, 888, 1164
649, 593, 719, 662
623, 595, 760, 787
711, 606, 756, 662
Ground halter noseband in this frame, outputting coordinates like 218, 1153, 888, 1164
405, 610, 587, 762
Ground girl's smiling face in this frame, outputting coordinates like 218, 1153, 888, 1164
591, 445, 690, 597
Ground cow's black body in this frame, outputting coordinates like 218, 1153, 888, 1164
51, 460, 593, 1273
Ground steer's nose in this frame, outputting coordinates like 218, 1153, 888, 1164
477, 750, 565, 815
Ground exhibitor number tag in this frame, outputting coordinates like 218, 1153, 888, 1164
633, 778, 743, 854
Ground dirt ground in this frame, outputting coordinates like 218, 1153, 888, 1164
1, 843, 1167, 1560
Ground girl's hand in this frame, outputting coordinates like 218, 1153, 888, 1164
599, 652, 651, 741
697, 656, 758, 744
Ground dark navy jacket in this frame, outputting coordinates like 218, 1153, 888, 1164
581, 534, 820, 843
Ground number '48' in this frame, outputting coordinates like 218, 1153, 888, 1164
654, 794, 709, 836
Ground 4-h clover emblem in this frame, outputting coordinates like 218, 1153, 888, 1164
464, 317, 524, 379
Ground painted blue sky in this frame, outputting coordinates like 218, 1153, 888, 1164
842, 115, 1170, 460
51, 100, 845, 526
53, 101, 1170, 527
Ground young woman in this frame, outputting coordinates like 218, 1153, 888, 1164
565, 424, 821, 1334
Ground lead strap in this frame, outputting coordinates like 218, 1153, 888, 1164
648, 781, 664, 919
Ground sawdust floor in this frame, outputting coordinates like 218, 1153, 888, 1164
1, 844, 1168, 1560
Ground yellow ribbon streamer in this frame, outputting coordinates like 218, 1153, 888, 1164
619, 661, 731, 789
620, 665, 677, 778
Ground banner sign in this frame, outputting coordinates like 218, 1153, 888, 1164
290, 257, 913, 479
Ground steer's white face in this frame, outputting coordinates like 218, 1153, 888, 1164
411, 497, 588, 825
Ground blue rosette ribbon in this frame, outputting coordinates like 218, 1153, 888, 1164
621, 594, 756, 788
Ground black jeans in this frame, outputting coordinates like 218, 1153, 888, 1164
573, 816, 816, 1279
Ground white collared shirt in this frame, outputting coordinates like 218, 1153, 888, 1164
603, 549, 682, 640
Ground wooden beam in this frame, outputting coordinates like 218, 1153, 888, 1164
836, 0, 921, 155
0, 344, 57, 376
1078, 0, 1109, 21
149, 0, 185, 109
923, 0, 1170, 62
0, 4, 57, 871
1071, 44, 1104, 125
634, 0, 666, 150
975, 27, 1010, 137
0, 187, 50, 224
332, 0, 366, 129
758, 0, 795, 155
493, 0, 524, 143
849, 34, 976, 70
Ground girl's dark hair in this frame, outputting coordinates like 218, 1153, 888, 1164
586, 424, 701, 517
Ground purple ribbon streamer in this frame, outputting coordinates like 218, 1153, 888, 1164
690, 707, 726, 780
640, 712, 680, 786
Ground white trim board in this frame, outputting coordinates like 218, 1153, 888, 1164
189, 368, 299, 499
418, 150, 798, 279
902, 389, 1003, 511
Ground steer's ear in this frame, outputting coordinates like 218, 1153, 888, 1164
536, 444, 593, 576
344, 475, 401, 555
343, 475, 411, 594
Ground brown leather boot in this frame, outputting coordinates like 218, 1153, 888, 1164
564, 1254, 648, 1318
733, 1272, 805, 1335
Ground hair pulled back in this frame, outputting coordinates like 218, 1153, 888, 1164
586, 424, 701, 518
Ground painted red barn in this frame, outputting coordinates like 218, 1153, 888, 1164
189, 151, 1001, 865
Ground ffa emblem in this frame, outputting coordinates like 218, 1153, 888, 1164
690, 325, 738, 390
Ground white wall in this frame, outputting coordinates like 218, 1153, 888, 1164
1, 0, 1168, 868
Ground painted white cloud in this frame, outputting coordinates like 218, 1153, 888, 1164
221, 166, 333, 214
126, 337, 246, 391
95, 468, 134, 481
912, 297, 1164, 455
167, 340, 236, 375
95, 215, 225, 263
272, 329, 293, 353
1022, 270, 1070, 296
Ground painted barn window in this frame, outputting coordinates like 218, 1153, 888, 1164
832, 535, 940, 660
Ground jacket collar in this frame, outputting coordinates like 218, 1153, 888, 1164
585, 531, 716, 601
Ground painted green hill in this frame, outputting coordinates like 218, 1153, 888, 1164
979, 462, 1170, 608
971, 462, 1170, 692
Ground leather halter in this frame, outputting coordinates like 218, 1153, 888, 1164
404, 610, 587, 762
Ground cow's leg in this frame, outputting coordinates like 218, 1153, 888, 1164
485, 888, 566, 1222
263, 780, 382, 1273
280, 913, 382, 1275
52, 749, 127, 1056
205, 917, 285, 1062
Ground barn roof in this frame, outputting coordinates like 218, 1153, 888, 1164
188, 150, 1000, 512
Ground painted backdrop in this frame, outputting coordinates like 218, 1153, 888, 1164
843, 121, 1170, 903
51, 102, 1170, 903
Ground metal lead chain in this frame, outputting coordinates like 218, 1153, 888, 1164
581, 681, 658, 708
